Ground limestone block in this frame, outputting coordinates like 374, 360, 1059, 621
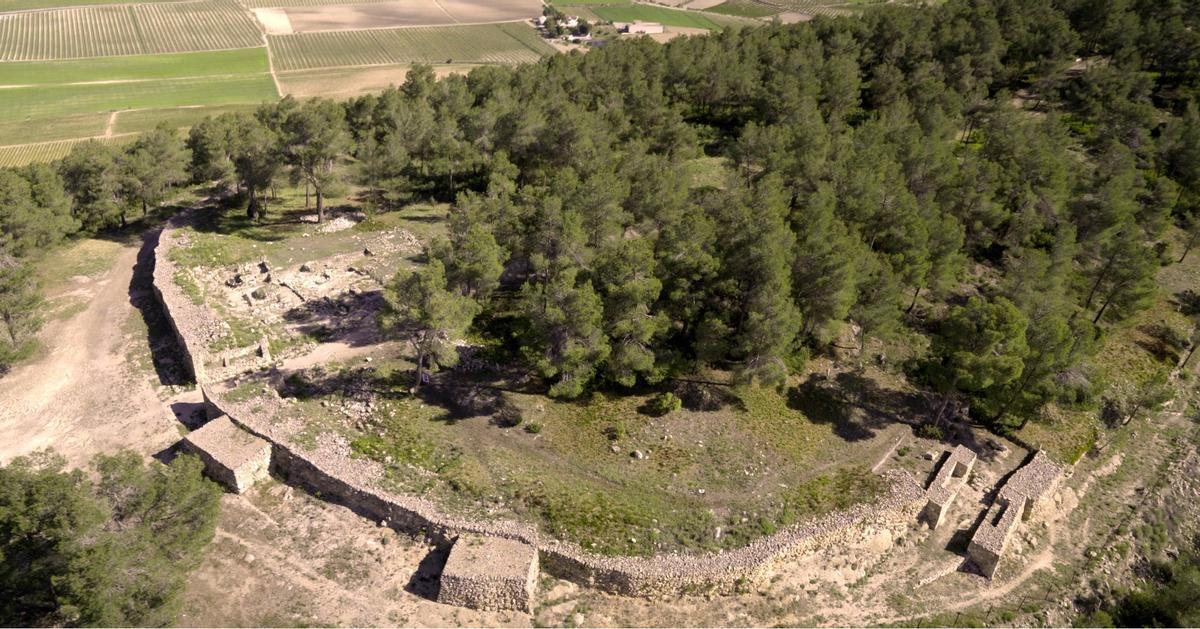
439, 534, 538, 612
182, 415, 272, 493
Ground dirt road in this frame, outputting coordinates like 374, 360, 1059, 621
0, 230, 180, 466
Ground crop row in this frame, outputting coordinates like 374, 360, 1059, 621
0, 0, 262, 61
0, 135, 131, 168
238, 0, 393, 7
268, 22, 555, 72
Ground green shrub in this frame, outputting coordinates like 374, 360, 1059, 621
646, 392, 682, 416
525, 422, 543, 434
917, 423, 946, 440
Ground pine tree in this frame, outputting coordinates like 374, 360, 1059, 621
380, 260, 479, 391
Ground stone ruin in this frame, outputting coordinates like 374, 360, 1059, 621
921, 444, 977, 529
181, 415, 272, 493
967, 450, 1063, 578
438, 534, 540, 612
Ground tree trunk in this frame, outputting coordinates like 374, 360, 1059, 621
142, 199, 148, 217
246, 185, 258, 219
1180, 231, 1197, 263
1181, 343, 1198, 370
305, 180, 310, 209
413, 345, 426, 392
316, 187, 324, 223
906, 285, 921, 314
1092, 296, 1111, 325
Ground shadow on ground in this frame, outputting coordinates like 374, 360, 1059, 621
128, 227, 193, 387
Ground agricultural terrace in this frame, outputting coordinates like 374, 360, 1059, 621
268, 22, 554, 72
165, 152, 917, 558
0, 0, 262, 61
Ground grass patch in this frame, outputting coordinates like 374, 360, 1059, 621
0, 48, 270, 87
0, 75, 278, 127
336, 372, 891, 557
34, 238, 123, 292
592, 5, 721, 29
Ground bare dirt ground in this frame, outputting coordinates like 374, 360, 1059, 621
278, 64, 476, 99
0, 231, 182, 467
281, 0, 539, 32
254, 7, 295, 34
181, 479, 526, 627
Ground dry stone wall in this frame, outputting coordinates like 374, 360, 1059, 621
153, 218, 928, 598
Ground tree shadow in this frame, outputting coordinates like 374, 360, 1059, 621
787, 371, 924, 442
1134, 322, 1185, 366
1173, 289, 1200, 317
128, 228, 192, 386
281, 289, 385, 348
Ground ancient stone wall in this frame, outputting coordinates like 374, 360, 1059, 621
151, 221, 209, 383
211, 384, 928, 597
153, 218, 927, 598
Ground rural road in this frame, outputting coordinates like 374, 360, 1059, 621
0, 230, 181, 466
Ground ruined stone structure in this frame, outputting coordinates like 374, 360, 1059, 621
439, 534, 540, 612
152, 217, 931, 601
181, 415, 272, 493
920, 445, 977, 529
967, 450, 1062, 578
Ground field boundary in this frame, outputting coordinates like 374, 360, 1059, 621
150, 213, 928, 598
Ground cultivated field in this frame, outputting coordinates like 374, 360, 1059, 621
280, 0, 540, 32
276, 63, 475, 98
0, 135, 132, 168
0, 48, 276, 146
268, 22, 554, 71
1, 75, 277, 124
593, 4, 720, 29
237, 0, 393, 7
0, 0, 262, 61
0, 47, 269, 84
703, 0, 780, 18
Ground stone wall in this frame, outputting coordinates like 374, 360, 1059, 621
213, 383, 928, 597
153, 218, 928, 598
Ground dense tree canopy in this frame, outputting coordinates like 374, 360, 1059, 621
1, 0, 1197, 425
0, 451, 221, 626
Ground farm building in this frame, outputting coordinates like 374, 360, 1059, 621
616, 21, 665, 34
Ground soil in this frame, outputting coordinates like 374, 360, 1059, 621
0, 231, 181, 467
281, 0, 539, 33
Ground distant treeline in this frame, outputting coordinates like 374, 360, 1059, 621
3, 0, 1200, 432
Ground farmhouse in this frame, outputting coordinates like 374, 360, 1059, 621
181, 415, 272, 493
616, 20, 665, 34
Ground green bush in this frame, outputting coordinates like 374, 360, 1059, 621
646, 392, 682, 416
525, 422, 543, 434
917, 423, 946, 440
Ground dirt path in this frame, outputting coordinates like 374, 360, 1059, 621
0, 231, 180, 466
103, 111, 118, 138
